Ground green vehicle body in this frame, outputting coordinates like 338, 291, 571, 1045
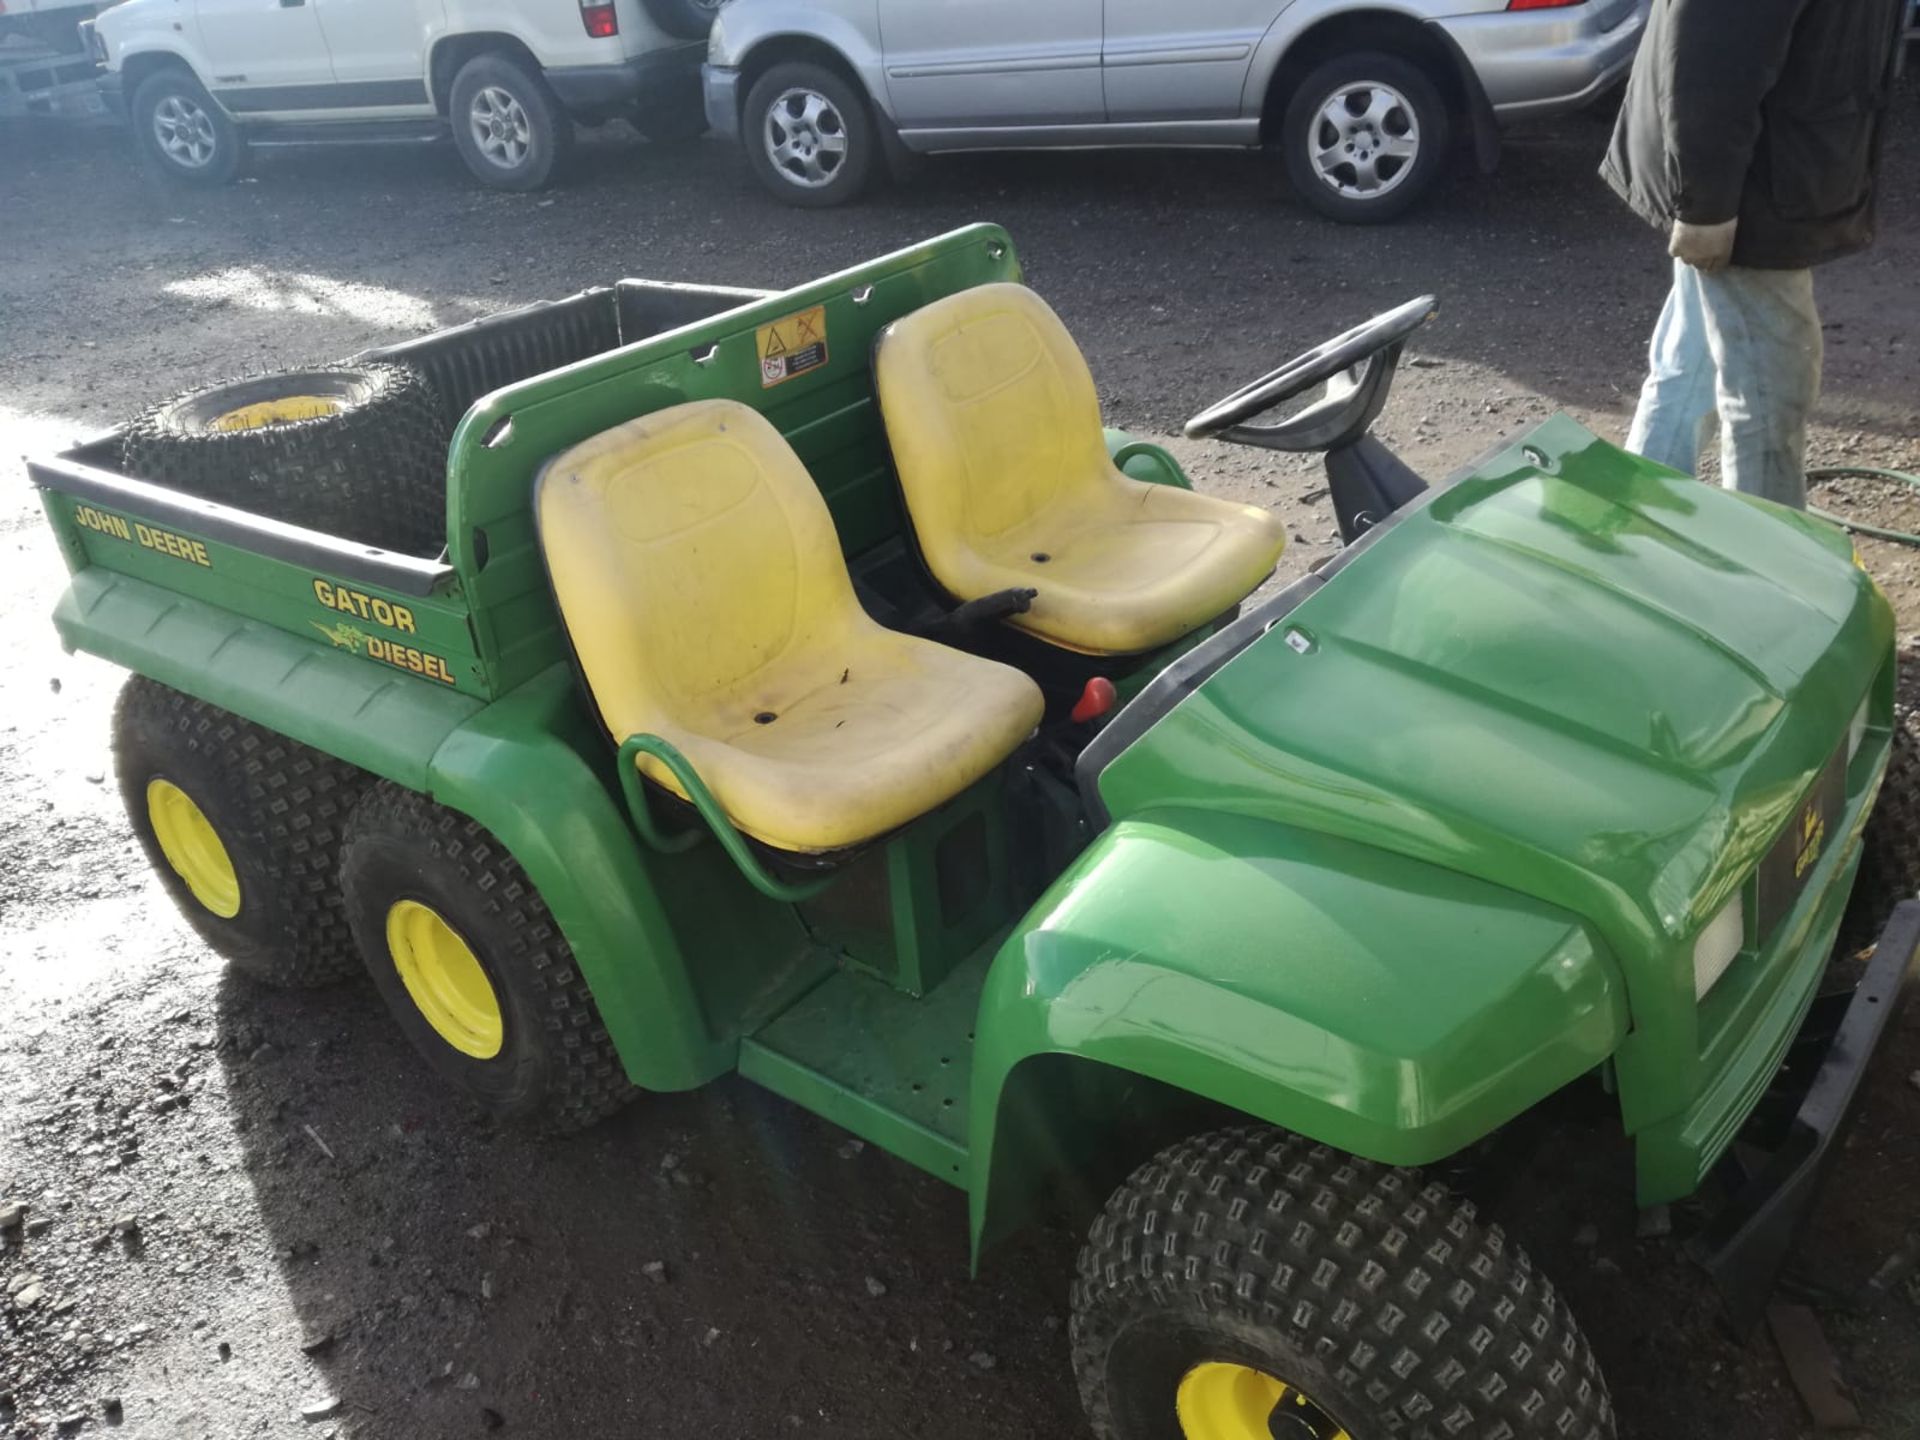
32, 225, 1894, 1264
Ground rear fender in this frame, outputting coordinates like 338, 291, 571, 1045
52, 571, 728, 1090
968, 808, 1627, 1257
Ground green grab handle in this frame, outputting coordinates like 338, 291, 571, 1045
617, 734, 832, 903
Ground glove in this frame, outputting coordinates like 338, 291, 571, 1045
1670, 219, 1739, 272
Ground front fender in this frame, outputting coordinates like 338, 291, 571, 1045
968, 808, 1626, 1254
720, 9, 890, 122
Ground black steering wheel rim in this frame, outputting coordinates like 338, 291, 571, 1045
1184, 295, 1436, 439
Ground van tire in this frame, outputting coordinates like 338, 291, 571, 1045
121, 363, 448, 556
339, 784, 637, 1134
742, 61, 877, 208
114, 677, 374, 988
130, 67, 245, 187
1278, 52, 1449, 224
1072, 1127, 1614, 1440
449, 53, 573, 192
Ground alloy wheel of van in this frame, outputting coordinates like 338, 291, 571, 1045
1072, 1128, 1615, 1440
340, 783, 636, 1134
763, 87, 849, 190
129, 69, 244, 186
742, 62, 877, 208
151, 94, 219, 170
1306, 81, 1421, 203
114, 677, 374, 988
1278, 53, 1450, 225
469, 86, 533, 170
449, 53, 573, 192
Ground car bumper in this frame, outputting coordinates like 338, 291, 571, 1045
1692, 899, 1920, 1329
545, 43, 703, 112
97, 67, 124, 119
702, 63, 741, 141
1434, 0, 1647, 119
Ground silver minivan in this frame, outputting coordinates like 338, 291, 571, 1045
704, 0, 1647, 221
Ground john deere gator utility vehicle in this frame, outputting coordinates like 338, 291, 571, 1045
29, 226, 1920, 1440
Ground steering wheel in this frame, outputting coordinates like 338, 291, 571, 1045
1184, 295, 1436, 452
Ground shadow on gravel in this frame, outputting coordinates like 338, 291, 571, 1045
207, 969, 1083, 1439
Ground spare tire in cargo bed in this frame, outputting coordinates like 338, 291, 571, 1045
122, 364, 448, 557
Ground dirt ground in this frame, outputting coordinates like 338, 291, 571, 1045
3, 88, 1919, 1440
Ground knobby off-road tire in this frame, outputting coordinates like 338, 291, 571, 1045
121, 363, 447, 556
114, 677, 374, 988
1072, 1128, 1614, 1440
1844, 698, 1920, 949
339, 784, 635, 1134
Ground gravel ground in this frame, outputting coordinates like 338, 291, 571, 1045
2, 93, 1919, 1440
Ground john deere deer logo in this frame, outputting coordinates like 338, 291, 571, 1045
1793, 802, 1825, 880
313, 620, 370, 654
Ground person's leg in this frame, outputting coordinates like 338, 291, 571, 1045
1627, 260, 1718, 475
1695, 266, 1821, 509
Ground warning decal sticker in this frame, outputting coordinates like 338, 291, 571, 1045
756, 305, 829, 388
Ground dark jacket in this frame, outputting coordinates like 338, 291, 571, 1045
1601, 0, 1906, 269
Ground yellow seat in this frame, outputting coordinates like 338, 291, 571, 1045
875, 283, 1289, 656
537, 399, 1045, 855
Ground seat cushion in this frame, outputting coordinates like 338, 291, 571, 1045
662, 625, 1043, 854
876, 283, 1287, 655
946, 479, 1291, 655
537, 399, 1045, 853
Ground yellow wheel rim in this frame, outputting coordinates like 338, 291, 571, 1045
1176, 1362, 1352, 1440
146, 778, 241, 918
385, 900, 504, 1060
208, 395, 341, 432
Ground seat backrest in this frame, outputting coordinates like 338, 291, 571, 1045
874, 283, 1114, 555
535, 398, 861, 740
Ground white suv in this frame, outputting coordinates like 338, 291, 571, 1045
91, 0, 719, 190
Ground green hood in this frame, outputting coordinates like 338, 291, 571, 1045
1097, 418, 1892, 975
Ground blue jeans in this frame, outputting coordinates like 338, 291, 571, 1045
1626, 259, 1823, 509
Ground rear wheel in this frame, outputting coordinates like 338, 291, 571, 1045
339, 784, 636, 1133
449, 53, 573, 191
741, 61, 876, 208
1072, 1128, 1614, 1440
130, 68, 244, 187
114, 677, 373, 988
1278, 53, 1449, 224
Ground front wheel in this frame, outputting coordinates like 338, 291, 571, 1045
1278, 53, 1450, 225
741, 61, 877, 208
1072, 1128, 1614, 1440
130, 69, 245, 186
449, 54, 573, 191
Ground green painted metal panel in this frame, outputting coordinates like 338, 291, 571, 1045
1084, 418, 1892, 1203
52, 568, 481, 788
52, 488, 489, 697
443, 224, 1024, 694
966, 808, 1626, 1248
740, 947, 992, 1185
